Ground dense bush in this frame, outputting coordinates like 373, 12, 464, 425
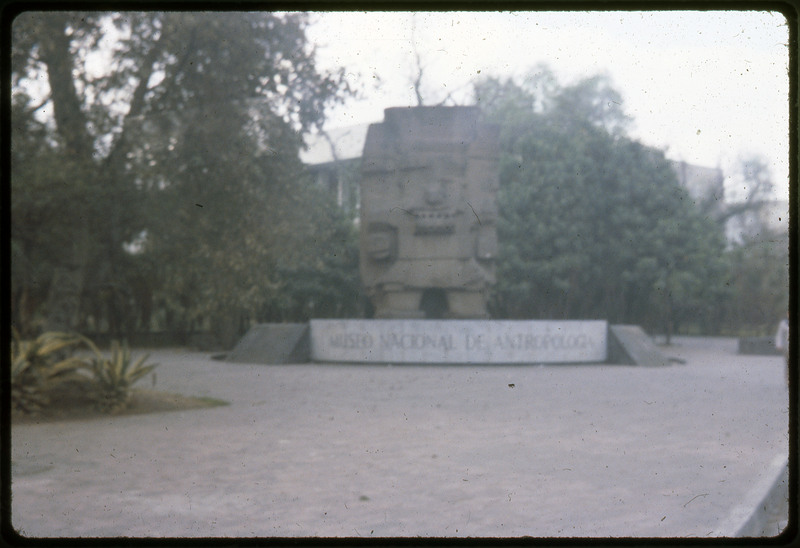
474, 71, 730, 339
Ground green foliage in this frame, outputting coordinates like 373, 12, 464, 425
85, 340, 158, 414
260, 194, 362, 323
476, 69, 730, 334
10, 330, 89, 414
140, 103, 360, 346
10, 98, 90, 334
11, 12, 353, 339
722, 231, 789, 335
11, 330, 160, 416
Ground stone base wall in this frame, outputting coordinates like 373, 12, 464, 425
310, 319, 607, 364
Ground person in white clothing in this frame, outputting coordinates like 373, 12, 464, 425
775, 313, 789, 383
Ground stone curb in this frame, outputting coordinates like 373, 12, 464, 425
712, 454, 789, 537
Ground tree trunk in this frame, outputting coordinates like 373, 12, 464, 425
37, 18, 94, 159
37, 17, 95, 333
36, 15, 164, 335
43, 218, 90, 333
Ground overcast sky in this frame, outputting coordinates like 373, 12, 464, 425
306, 11, 790, 201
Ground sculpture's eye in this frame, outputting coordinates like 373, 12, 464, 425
424, 181, 447, 206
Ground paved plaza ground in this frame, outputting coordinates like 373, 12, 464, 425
9, 336, 792, 539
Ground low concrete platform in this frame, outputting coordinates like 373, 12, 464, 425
9, 337, 792, 539
608, 324, 670, 366
226, 323, 309, 364
739, 336, 782, 356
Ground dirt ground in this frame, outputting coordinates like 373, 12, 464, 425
12, 378, 226, 425
10, 340, 790, 538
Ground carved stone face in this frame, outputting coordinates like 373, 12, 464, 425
359, 106, 499, 319
408, 163, 460, 235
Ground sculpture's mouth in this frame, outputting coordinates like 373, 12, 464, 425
412, 208, 457, 234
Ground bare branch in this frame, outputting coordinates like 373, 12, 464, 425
713, 156, 776, 223
412, 51, 425, 107
411, 16, 425, 106
319, 129, 341, 164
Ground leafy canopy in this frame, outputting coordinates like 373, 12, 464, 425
11, 11, 357, 343
474, 68, 729, 333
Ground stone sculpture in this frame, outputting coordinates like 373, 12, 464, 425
360, 106, 499, 318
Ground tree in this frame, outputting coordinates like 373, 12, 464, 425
722, 227, 789, 335
475, 70, 730, 336
687, 153, 788, 336
11, 11, 351, 341
10, 94, 89, 336
257, 188, 362, 324
718, 155, 777, 223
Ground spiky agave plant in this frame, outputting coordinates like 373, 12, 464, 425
11, 330, 90, 414
87, 340, 158, 414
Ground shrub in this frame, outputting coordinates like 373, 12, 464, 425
11, 330, 89, 414
85, 340, 158, 414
